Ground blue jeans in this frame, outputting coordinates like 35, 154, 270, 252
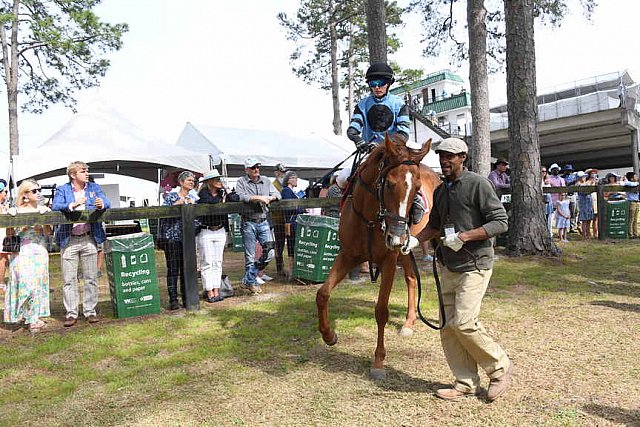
242, 220, 275, 284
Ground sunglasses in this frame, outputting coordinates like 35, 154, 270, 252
29, 188, 41, 194
249, 165, 260, 170
541, 170, 547, 173
368, 79, 389, 88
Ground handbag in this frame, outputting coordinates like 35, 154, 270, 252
2, 235, 21, 253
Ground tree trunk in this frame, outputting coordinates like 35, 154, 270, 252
467, 0, 490, 177
504, 0, 559, 257
366, 0, 386, 63
1, 0, 21, 157
329, 0, 342, 135
347, 26, 355, 116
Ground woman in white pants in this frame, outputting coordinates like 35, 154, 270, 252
196, 169, 239, 303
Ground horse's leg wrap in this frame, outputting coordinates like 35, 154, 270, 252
255, 241, 275, 270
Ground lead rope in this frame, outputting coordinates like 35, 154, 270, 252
409, 246, 446, 330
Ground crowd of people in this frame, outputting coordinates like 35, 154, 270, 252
488, 160, 639, 241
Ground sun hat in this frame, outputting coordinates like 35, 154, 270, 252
200, 169, 221, 183
576, 171, 586, 178
244, 157, 261, 168
549, 163, 560, 171
496, 158, 509, 166
434, 138, 468, 154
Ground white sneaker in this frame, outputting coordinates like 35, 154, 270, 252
256, 276, 265, 285
260, 274, 273, 281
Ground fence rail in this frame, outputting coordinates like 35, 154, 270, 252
1, 185, 636, 312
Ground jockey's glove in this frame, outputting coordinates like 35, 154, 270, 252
441, 232, 464, 252
356, 141, 376, 153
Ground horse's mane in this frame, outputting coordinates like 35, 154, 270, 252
357, 135, 414, 176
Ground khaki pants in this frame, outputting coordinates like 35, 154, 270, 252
440, 266, 510, 393
629, 201, 639, 238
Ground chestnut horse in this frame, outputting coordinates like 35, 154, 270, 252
316, 134, 441, 379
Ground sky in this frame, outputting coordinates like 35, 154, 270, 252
1, 0, 638, 160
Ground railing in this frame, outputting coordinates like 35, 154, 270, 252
1, 185, 636, 311
0, 198, 339, 312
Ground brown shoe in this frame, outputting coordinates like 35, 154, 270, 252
87, 315, 99, 324
487, 363, 513, 402
435, 388, 478, 401
63, 317, 77, 327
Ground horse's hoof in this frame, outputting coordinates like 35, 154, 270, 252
369, 368, 386, 380
398, 326, 414, 337
323, 332, 338, 346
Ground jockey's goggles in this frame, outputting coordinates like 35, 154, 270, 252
368, 79, 389, 88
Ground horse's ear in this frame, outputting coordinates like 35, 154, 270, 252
384, 133, 400, 156
409, 138, 432, 163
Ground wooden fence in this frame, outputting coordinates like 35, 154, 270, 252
0, 184, 636, 311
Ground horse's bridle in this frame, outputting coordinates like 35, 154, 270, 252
353, 156, 419, 254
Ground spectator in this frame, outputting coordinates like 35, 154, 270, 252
488, 159, 510, 196
196, 169, 239, 303
555, 193, 571, 243
624, 171, 639, 238
415, 137, 511, 402
280, 171, 305, 280
271, 162, 288, 279
52, 161, 110, 327
4, 180, 51, 332
547, 163, 565, 236
576, 171, 595, 239
0, 179, 9, 292
561, 164, 579, 233
235, 157, 281, 295
585, 168, 599, 238
541, 167, 553, 236
158, 170, 197, 310
603, 172, 624, 201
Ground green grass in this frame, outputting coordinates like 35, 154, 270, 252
0, 241, 638, 426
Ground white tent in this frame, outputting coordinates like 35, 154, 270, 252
12, 108, 213, 182
175, 122, 355, 179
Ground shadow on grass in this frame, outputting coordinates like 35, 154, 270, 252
590, 300, 640, 313
582, 403, 640, 426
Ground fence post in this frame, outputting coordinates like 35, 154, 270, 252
597, 184, 606, 240
181, 205, 200, 311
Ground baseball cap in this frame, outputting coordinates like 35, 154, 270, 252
434, 138, 468, 154
244, 157, 261, 168
275, 162, 287, 173
496, 158, 509, 166
563, 164, 574, 171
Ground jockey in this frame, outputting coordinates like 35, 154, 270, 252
347, 62, 427, 226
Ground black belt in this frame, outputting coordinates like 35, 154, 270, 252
201, 224, 224, 231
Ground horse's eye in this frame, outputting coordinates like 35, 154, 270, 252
385, 181, 394, 190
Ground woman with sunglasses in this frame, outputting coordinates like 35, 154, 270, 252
3, 179, 51, 332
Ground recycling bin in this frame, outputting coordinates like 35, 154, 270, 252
605, 200, 629, 239
293, 214, 341, 282
105, 232, 161, 318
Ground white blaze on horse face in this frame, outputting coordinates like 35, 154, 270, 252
399, 171, 412, 218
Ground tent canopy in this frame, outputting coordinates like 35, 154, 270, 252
12, 108, 213, 182
175, 122, 354, 179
